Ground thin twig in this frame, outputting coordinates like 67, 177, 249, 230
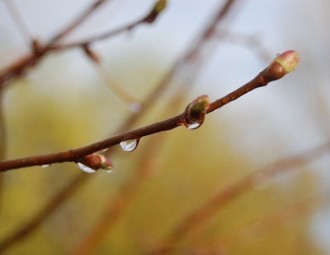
0, 50, 298, 172
0, 0, 164, 88
0, 173, 88, 253
3, 0, 33, 47
82, 45, 140, 109
46, 0, 110, 46
151, 142, 330, 254
0, 90, 5, 212
218, 193, 327, 249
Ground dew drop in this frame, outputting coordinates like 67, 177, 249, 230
186, 122, 202, 130
120, 139, 139, 152
41, 164, 50, 168
77, 162, 96, 173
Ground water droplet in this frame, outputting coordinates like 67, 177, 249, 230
181, 114, 205, 130
120, 139, 139, 152
186, 122, 202, 130
41, 164, 50, 168
77, 162, 96, 173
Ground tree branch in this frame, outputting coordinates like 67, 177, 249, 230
0, 50, 299, 172
0, 0, 166, 88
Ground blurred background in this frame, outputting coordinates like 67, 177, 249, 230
0, 0, 330, 254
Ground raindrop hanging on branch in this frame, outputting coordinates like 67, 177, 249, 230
120, 138, 140, 152
181, 95, 210, 130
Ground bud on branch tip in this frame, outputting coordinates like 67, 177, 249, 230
274, 50, 299, 74
265, 50, 299, 81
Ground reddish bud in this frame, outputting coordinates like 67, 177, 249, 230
78, 153, 113, 171
144, 0, 167, 23
265, 50, 299, 81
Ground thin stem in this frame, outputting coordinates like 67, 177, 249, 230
50, 16, 145, 51
83, 50, 140, 109
153, 142, 330, 254
46, 0, 110, 46
0, 173, 88, 253
3, 0, 33, 47
0, 0, 110, 88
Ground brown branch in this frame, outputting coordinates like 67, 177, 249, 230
152, 142, 330, 255
50, 0, 167, 51
0, 50, 299, 172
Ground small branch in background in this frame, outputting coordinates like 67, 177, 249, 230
0, 90, 5, 212
0, 173, 88, 253
0, 0, 166, 88
0, 50, 299, 172
3, 0, 33, 47
218, 192, 328, 250
45, 0, 111, 47
152, 141, 330, 255
219, 30, 273, 63
82, 45, 141, 112
51, 0, 167, 51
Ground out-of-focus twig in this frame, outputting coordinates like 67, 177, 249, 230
0, 90, 5, 211
219, 30, 273, 63
0, 173, 87, 253
0, 0, 166, 88
51, 0, 167, 50
218, 193, 328, 250
82, 45, 141, 111
3, 0, 33, 47
152, 142, 330, 254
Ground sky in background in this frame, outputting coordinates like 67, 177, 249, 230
1, 0, 330, 252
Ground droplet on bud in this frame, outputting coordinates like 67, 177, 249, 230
265, 50, 299, 81
185, 122, 202, 130
41, 164, 50, 168
120, 139, 140, 152
77, 162, 96, 173
182, 95, 210, 130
